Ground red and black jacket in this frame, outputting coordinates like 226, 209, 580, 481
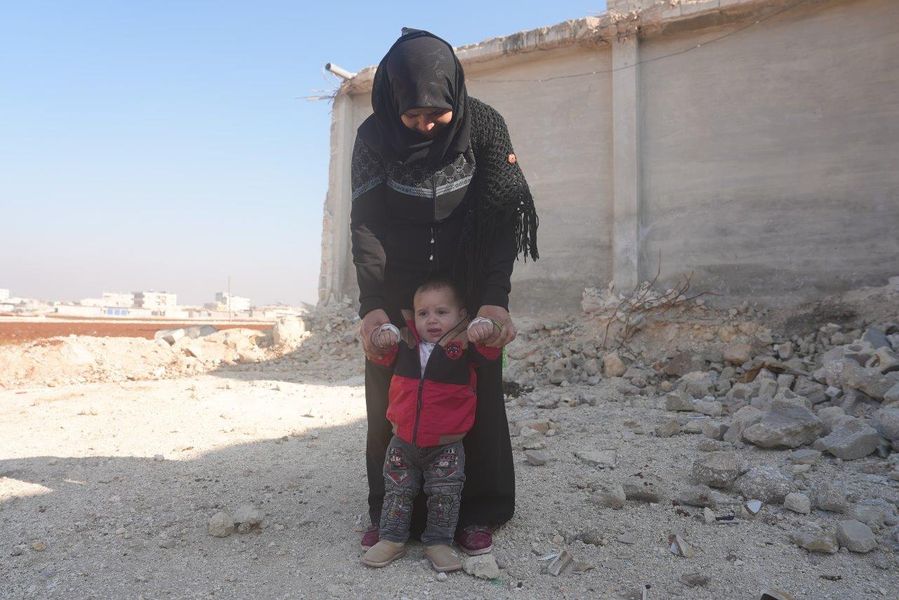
371, 311, 501, 448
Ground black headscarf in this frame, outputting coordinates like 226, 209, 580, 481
357, 29, 471, 166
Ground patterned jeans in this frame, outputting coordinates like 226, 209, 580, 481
379, 436, 466, 546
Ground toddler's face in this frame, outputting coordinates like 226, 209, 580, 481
413, 287, 465, 343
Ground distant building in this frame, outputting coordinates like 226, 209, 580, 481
133, 291, 177, 310
102, 292, 134, 307
0, 289, 9, 301
80, 292, 135, 308
215, 292, 251, 312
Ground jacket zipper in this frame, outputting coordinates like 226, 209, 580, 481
411, 343, 435, 447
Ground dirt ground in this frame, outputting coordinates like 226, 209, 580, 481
2, 324, 897, 600
0, 318, 272, 345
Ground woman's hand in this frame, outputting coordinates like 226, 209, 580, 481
471, 305, 516, 348
359, 309, 391, 360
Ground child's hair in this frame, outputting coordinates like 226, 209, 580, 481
414, 276, 463, 307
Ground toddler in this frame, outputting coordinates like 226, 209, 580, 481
361, 278, 499, 572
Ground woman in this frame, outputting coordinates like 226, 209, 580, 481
350, 28, 538, 555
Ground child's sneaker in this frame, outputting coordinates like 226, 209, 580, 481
454, 525, 493, 555
424, 544, 462, 572
361, 524, 379, 549
361, 540, 406, 568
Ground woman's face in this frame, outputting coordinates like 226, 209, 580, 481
400, 108, 453, 138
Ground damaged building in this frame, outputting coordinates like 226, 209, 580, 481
318, 0, 899, 313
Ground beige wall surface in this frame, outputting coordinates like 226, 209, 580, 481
321, 0, 899, 314
639, 0, 899, 304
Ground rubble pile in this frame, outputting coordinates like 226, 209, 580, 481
500, 280, 899, 570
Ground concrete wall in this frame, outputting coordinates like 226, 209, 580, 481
320, 0, 899, 314
638, 0, 899, 304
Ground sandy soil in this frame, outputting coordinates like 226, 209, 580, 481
2, 352, 897, 599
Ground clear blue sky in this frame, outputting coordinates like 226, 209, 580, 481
1, 1, 605, 306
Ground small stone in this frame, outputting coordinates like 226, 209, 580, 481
603, 352, 627, 378
30, 541, 47, 552
668, 534, 694, 558
623, 474, 665, 503
655, 419, 681, 438
736, 466, 794, 504
546, 549, 574, 576
744, 499, 763, 515
692, 451, 742, 489
577, 528, 607, 546
792, 527, 838, 554
590, 482, 626, 509
703, 507, 716, 524
817, 418, 880, 460
776, 342, 794, 360
743, 400, 823, 449
680, 573, 710, 587
677, 484, 719, 508
665, 390, 695, 412
701, 421, 727, 440
463, 554, 501, 580
789, 449, 821, 465
525, 450, 548, 466
208, 511, 235, 537
836, 520, 876, 553
784, 493, 811, 515
724, 343, 752, 365
575, 449, 617, 469
813, 484, 849, 513
436, 571, 448, 581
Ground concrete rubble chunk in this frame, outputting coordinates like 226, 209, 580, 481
693, 398, 723, 417
874, 406, 899, 442
462, 554, 500, 579
884, 382, 899, 405
742, 399, 823, 449
701, 420, 727, 440
273, 316, 306, 348
867, 347, 899, 374
789, 449, 821, 465
784, 492, 811, 515
736, 466, 794, 504
722, 405, 764, 443
723, 343, 752, 366
791, 526, 838, 554
525, 450, 549, 466
862, 326, 890, 350
692, 451, 743, 489
816, 405, 852, 435
590, 482, 626, 509
655, 418, 682, 438
812, 483, 849, 513
678, 371, 717, 398
622, 474, 665, 503
602, 352, 627, 378
575, 449, 617, 469
744, 499, 763, 515
816, 418, 880, 460
208, 511, 235, 538
793, 377, 826, 404
676, 484, 721, 508
545, 549, 574, 576
665, 390, 695, 412
836, 520, 877, 553
668, 533, 694, 558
